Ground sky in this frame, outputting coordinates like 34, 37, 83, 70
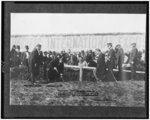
11, 13, 146, 35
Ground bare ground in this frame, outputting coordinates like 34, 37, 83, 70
10, 79, 145, 106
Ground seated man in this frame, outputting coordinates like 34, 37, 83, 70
48, 54, 64, 82
93, 49, 106, 81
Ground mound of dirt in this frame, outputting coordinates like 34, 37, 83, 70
10, 79, 145, 106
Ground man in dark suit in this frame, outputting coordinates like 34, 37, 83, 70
48, 51, 53, 62
48, 54, 64, 82
69, 53, 78, 65
21, 45, 30, 71
106, 43, 116, 70
43, 51, 48, 81
10, 45, 17, 67
93, 49, 106, 81
66, 49, 72, 64
61, 50, 67, 63
29, 44, 42, 84
115, 44, 124, 80
15, 45, 22, 67
39, 51, 44, 66
129, 43, 138, 80
86, 51, 97, 67
105, 43, 117, 82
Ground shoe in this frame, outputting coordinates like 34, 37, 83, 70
62, 78, 64, 82
31, 82, 35, 85
99, 79, 102, 82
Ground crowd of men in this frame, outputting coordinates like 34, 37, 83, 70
10, 42, 142, 85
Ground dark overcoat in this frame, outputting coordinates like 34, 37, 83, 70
96, 53, 106, 79
70, 55, 78, 65
86, 54, 97, 67
116, 48, 124, 66
10, 49, 17, 67
48, 58, 64, 80
29, 48, 40, 76
129, 48, 138, 64
107, 48, 116, 69
15, 51, 22, 66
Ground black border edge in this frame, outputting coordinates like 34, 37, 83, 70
146, 1, 149, 119
1, 1, 5, 118
1, 1, 149, 119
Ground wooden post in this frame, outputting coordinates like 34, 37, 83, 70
79, 63, 83, 82
78, 57, 83, 89
78, 63, 83, 89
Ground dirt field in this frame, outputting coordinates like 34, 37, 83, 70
10, 79, 145, 106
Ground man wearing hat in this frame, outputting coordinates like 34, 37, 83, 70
39, 51, 44, 66
129, 43, 138, 80
15, 45, 22, 67
43, 51, 49, 81
47, 54, 64, 82
93, 49, 106, 81
21, 45, 30, 70
115, 44, 124, 80
61, 50, 68, 64
70, 52, 78, 65
86, 50, 97, 67
66, 49, 72, 64
105, 43, 117, 81
10, 45, 17, 67
106, 43, 116, 70
29, 44, 42, 84
48, 51, 53, 61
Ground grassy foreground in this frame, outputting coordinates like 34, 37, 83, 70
10, 79, 145, 106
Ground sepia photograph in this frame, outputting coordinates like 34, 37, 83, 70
2, 1, 148, 118
10, 13, 146, 106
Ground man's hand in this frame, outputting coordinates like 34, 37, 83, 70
105, 57, 110, 62
130, 61, 134, 64
60, 73, 63, 78
46, 68, 49, 71
54, 67, 58, 72
60, 73, 64, 82
116, 66, 118, 69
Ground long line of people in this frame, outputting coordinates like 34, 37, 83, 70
10, 42, 144, 85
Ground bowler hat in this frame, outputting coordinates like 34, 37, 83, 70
16, 45, 20, 49
131, 43, 136, 46
107, 43, 112, 46
36, 44, 41, 47
44, 51, 47, 54
12, 45, 16, 49
25, 45, 29, 49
